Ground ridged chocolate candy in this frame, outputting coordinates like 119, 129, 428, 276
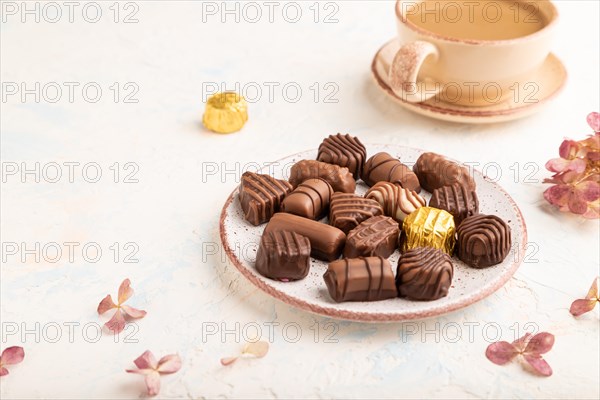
289, 160, 355, 193
329, 193, 383, 234
280, 178, 333, 220
317, 133, 367, 179
400, 207, 456, 254
264, 213, 346, 261
361, 152, 421, 193
255, 231, 311, 281
365, 182, 426, 223
239, 172, 293, 226
429, 184, 479, 226
456, 214, 511, 268
413, 152, 476, 192
344, 216, 400, 258
396, 247, 454, 301
323, 257, 398, 302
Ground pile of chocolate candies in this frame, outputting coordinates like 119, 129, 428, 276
238, 134, 512, 303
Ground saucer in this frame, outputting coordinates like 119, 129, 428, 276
371, 39, 567, 124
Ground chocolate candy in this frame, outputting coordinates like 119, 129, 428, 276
323, 257, 398, 302
344, 216, 399, 258
264, 213, 346, 261
396, 247, 453, 301
255, 231, 311, 281
239, 172, 293, 226
361, 152, 421, 193
289, 160, 355, 193
401, 207, 456, 254
365, 182, 426, 223
429, 184, 479, 226
413, 152, 476, 192
456, 214, 511, 268
203, 92, 248, 134
317, 133, 367, 179
329, 193, 383, 234
280, 178, 333, 220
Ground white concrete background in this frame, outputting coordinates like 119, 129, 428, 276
1, 1, 599, 398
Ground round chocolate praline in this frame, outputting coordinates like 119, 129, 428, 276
396, 247, 454, 301
456, 214, 511, 268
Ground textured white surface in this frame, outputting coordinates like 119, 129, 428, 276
1, 1, 599, 399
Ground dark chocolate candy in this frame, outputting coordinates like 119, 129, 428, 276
413, 152, 476, 192
365, 182, 426, 223
456, 214, 511, 268
255, 230, 311, 281
429, 184, 479, 226
264, 213, 346, 261
329, 192, 383, 234
323, 257, 398, 302
344, 216, 399, 259
396, 247, 453, 301
361, 152, 421, 193
317, 133, 367, 179
280, 178, 333, 220
289, 160, 355, 193
239, 171, 293, 226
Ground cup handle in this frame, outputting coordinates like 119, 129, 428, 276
389, 41, 440, 103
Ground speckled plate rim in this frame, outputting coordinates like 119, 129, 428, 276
371, 39, 567, 124
219, 146, 528, 322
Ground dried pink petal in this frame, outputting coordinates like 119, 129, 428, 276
485, 341, 518, 365
543, 185, 570, 207
570, 299, 598, 316
220, 357, 238, 366
144, 372, 161, 397
242, 341, 269, 358
523, 354, 553, 376
568, 192, 588, 214
577, 181, 600, 202
97, 295, 117, 315
0, 367, 8, 376
559, 140, 580, 159
588, 112, 600, 132
156, 354, 182, 374
0, 346, 25, 365
118, 278, 134, 305
127, 351, 181, 397
545, 158, 586, 173
134, 350, 158, 370
121, 305, 147, 319
583, 201, 600, 219
105, 310, 126, 333
511, 332, 533, 353
524, 333, 555, 355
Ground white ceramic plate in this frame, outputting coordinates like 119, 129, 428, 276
219, 145, 527, 322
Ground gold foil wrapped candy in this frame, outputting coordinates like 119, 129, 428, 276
203, 92, 248, 133
401, 207, 456, 255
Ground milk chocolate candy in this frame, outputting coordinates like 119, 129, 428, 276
429, 184, 479, 226
289, 160, 355, 193
396, 247, 454, 301
280, 178, 333, 220
329, 193, 383, 234
365, 182, 426, 223
239, 172, 293, 226
456, 214, 511, 268
413, 152, 476, 192
317, 133, 367, 179
361, 152, 421, 193
323, 257, 398, 302
255, 231, 311, 281
264, 213, 346, 261
401, 207, 456, 255
344, 216, 399, 258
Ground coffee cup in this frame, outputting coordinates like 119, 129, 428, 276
390, 0, 558, 106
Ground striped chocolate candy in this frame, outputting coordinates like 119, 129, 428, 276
456, 214, 511, 268
429, 184, 479, 227
344, 216, 400, 259
280, 178, 333, 220
365, 182, 426, 223
396, 247, 454, 301
329, 192, 383, 234
239, 172, 293, 226
361, 152, 421, 193
317, 133, 367, 179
